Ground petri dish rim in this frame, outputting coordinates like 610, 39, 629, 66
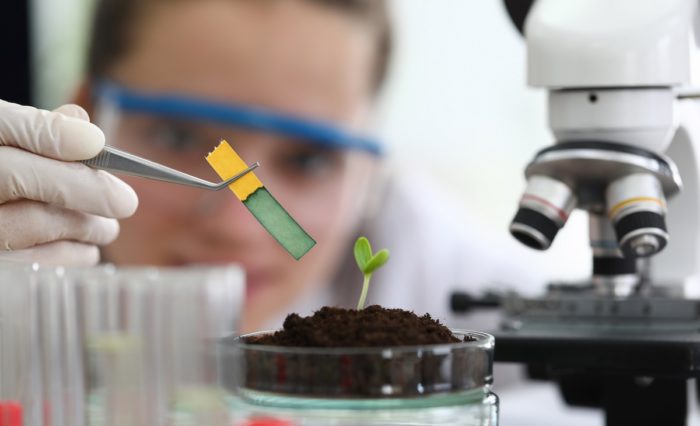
227, 329, 494, 356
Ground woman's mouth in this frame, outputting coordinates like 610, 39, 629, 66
169, 255, 272, 301
244, 269, 271, 300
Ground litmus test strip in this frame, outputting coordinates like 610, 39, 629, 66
206, 140, 316, 260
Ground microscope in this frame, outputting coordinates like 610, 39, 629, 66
497, 0, 700, 424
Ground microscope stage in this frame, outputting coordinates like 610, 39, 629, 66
495, 295, 700, 376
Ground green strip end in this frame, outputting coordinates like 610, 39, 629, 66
242, 188, 316, 260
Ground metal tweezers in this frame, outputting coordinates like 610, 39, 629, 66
80, 144, 259, 190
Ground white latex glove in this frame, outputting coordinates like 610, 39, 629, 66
0, 100, 138, 266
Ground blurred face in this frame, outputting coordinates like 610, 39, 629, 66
98, 0, 379, 331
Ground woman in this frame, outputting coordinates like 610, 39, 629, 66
0, 0, 540, 332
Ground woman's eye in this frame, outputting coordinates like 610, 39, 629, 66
146, 122, 204, 152
276, 148, 342, 178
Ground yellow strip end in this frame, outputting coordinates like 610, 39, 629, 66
206, 140, 263, 201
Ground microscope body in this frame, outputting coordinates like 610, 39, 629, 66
497, 1, 700, 424
652, 104, 700, 295
510, 0, 698, 295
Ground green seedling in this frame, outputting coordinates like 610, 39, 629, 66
354, 236, 390, 310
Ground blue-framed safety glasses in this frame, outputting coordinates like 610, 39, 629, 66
92, 80, 383, 157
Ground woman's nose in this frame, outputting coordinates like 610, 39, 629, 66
191, 190, 267, 240
193, 189, 233, 217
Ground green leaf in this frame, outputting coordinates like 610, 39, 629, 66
362, 249, 390, 275
354, 237, 372, 272
354, 237, 390, 310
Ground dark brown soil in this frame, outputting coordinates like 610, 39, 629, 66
246, 305, 468, 347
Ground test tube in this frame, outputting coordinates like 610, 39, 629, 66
0, 264, 31, 426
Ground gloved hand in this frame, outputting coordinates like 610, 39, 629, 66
0, 100, 138, 266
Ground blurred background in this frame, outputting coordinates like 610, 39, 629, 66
6, 0, 700, 289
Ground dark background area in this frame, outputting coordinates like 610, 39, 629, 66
1, 0, 32, 105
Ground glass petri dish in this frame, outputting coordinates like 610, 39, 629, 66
220, 330, 498, 425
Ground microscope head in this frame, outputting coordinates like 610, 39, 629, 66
509, 0, 695, 260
